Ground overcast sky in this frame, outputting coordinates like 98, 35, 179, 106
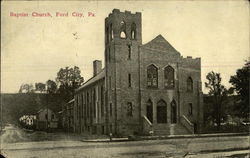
1, 1, 249, 93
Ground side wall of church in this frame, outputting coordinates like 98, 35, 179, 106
74, 79, 106, 135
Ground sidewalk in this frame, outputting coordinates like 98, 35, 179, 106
2, 134, 249, 157
81, 132, 249, 142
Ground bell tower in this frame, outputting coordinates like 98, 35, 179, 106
104, 9, 142, 135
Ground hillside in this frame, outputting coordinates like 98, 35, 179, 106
1, 93, 64, 124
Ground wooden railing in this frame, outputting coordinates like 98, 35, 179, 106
142, 115, 153, 135
181, 115, 194, 134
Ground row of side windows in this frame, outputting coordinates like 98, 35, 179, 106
147, 64, 193, 91
75, 85, 105, 121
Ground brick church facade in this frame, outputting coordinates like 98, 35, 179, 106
73, 9, 203, 136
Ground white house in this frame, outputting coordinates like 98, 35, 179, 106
36, 108, 58, 130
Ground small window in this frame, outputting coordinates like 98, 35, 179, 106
111, 30, 114, 40
101, 86, 104, 117
187, 77, 193, 92
45, 114, 48, 120
189, 103, 193, 115
128, 45, 131, 60
131, 31, 135, 39
93, 90, 96, 118
127, 102, 133, 116
110, 103, 112, 116
110, 24, 113, 40
131, 23, 136, 40
87, 92, 89, 118
120, 21, 126, 39
82, 94, 84, 118
51, 114, 54, 119
128, 73, 131, 87
106, 26, 109, 43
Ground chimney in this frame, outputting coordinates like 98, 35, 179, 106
93, 60, 102, 76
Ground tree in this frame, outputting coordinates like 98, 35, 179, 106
56, 66, 84, 101
35, 82, 46, 93
46, 80, 57, 94
229, 59, 249, 118
18, 83, 35, 93
205, 71, 229, 130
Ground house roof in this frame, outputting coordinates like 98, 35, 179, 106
142, 34, 180, 56
37, 108, 52, 114
68, 99, 74, 104
76, 68, 105, 92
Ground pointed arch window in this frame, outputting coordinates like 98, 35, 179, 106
110, 24, 113, 40
128, 44, 131, 60
146, 99, 153, 123
147, 64, 158, 88
131, 23, 136, 40
171, 100, 177, 124
188, 103, 193, 115
187, 77, 193, 92
127, 102, 133, 117
157, 100, 167, 123
120, 20, 127, 39
106, 26, 109, 44
164, 66, 175, 89
128, 73, 131, 87
120, 31, 126, 39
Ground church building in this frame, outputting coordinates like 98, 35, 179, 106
74, 9, 203, 136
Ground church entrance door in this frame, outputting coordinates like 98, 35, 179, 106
157, 100, 167, 123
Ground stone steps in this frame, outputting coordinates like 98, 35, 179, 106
153, 124, 191, 135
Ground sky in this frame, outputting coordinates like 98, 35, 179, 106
1, 1, 249, 93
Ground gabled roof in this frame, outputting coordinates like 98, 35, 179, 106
37, 108, 52, 114
142, 34, 180, 56
68, 99, 74, 104
76, 68, 105, 92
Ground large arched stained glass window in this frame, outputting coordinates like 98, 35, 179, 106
147, 64, 158, 88
164, 66, 175, 89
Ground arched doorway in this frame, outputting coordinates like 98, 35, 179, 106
157, 100, 167, 123
146, 100, 153, 123
171, 100, 177, 124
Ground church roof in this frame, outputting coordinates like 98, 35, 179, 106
76, 68, 105, 92
142, 34, 180, 56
